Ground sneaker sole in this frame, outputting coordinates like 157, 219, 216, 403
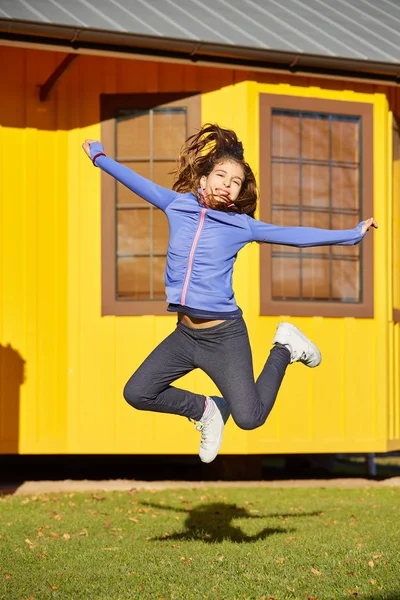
284, 323, 322, 367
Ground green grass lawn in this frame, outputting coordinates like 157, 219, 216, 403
1, 487, 399, 600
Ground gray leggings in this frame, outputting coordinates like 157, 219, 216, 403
123, 317, 290, 430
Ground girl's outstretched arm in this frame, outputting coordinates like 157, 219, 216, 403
82, 139, 178, 211
248, 217, 378, 247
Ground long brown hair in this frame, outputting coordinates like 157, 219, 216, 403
172, 124, 258, 217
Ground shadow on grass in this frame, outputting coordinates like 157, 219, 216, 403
141, 501, 321, 543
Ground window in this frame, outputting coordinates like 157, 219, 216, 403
393, 114, 400, 323
101, 93, 201, 316
259, 95, 374, 318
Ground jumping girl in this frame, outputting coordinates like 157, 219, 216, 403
82, 125, 377, 464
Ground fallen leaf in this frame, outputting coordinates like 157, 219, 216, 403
50, 586, 57, 591
92, 494, 105, 501
129, 517, 139, 523
53, 514, 63, 521
25, 539, 35, 548
275, 557, 285, 564
368, 560, 374, 568
75, 528, 88, 536
370, 579, 376, 585
63, 533, 71, 540
311, 567, 322, 576
50, 532, 59, 538
348, 590, 358, 597
4, 574, 12, 580
218, 556, 224, 561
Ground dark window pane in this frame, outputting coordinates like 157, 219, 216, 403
153, 109, 186, 156
272, 255, 300, 299
302, 257, 330, 299
332, 118, 359, 163
153, 161, 177, 189
302, 210, 330, 230
117, 208, 150, 254
331, 166, 359, 211
331, 212, 358, 231
272, 163, 300, 206
117, 256, 150, 299
272, 113, 300, 158
332, 258, 359, 302
116, 112, 150, 158
302, 165, 330, 209
272, 208, 301, 227
302, 115, 329, 161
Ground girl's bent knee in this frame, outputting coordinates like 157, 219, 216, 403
123, 382, 143, 409
234, 414, 266, 431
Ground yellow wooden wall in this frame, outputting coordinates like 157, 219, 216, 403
0, 129, 69, 453
0, 45, 399, 454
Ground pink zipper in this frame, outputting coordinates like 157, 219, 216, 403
181, 208, 206, 305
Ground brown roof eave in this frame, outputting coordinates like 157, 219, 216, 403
1, 18, 400, 84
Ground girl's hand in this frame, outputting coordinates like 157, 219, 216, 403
361, 217, 378, 235
82, 139, 100, 159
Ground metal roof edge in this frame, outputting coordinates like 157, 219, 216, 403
1, 18, 399, 85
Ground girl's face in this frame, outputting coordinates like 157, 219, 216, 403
200, 160, 244, 204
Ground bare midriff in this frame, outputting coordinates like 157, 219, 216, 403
178, 312, 226, 329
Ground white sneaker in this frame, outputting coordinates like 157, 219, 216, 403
195, 396, 230, 464
272, 322, 322, 368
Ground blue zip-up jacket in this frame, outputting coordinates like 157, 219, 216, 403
90, 142, 366, 317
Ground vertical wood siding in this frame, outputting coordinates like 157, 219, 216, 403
0, 45, 399, 453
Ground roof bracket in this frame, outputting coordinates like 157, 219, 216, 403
39, 53, 78, 102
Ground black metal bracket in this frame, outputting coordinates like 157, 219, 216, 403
39, 53, 78, 102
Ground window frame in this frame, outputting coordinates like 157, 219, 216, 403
100, 93, 201, 316
259, 94, 374, 319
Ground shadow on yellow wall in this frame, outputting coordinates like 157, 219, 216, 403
3, 45, 395, 133
0, 344, 25, 453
